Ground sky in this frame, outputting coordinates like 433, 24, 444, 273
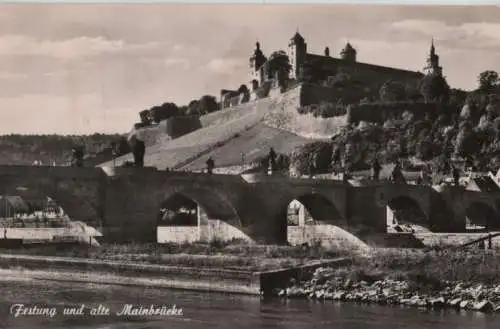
1, 4, 500, 135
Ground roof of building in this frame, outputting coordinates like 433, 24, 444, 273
305, 53, 424, 78
290, 32, 305, 43
1, 196, 29, 213
467, 176, 500, 193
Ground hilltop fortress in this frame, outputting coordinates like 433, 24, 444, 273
118, 31, 449, 172
220, 31, 442, 109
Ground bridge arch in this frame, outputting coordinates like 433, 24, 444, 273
161, 187, 243, 227
375, 186, 430, 232
386, 195, 429, 232
464, 201, 499, 231
157, 187, 249, 243
276, 192, 368, 249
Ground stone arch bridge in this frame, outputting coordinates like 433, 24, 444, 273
0, 166, 499, 243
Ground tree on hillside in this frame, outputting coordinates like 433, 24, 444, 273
326, 69, 352, 88
454, 122, 477, 157
238, 84, 249, 94
267, 51, 292, 88
238, 84, 251, 104
379, 80, 407, 102
301, 58, 328, 84
186, 100, 200, 116
139, 110, 152, 125
197, 95, 218, 115
178, 105, 188, 116
150, 102, 179, 123
115, 137, 131, 156
478, 70, 499, 91
419, 73, 450, 103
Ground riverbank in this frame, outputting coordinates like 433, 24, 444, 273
2, 242, 500, 314
0, 241, 348, 271
278, 248, 500, 313
0, 244, 350, 295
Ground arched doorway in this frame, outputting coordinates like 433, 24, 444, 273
283, 193, 368, 250
387, 196, 428, 233
465, 202, 498, 232
157, 191, 250, 244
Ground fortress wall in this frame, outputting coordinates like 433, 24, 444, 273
163, 116, 202, 139
264, 84, 348, 138
339, 62, 422, 87
129, 116, 203, 146
347, 101, 439, 125
299, 83, 368, 106
129, 125, 162, 147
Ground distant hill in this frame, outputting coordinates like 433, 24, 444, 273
0, 134, 122, 166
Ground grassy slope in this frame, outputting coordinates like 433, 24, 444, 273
182, 123, 312, 171
1, 242, 345, 271
99, 97, 312, 169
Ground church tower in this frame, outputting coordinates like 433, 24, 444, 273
424, 39, 442, 76
287, 31, 307, 80
249, 41, 267, 86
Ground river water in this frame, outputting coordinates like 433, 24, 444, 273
0, 279, 498, 329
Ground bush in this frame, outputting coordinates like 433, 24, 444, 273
295, 102, 347, 118
289, 141, 333, 175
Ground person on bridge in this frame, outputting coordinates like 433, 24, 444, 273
268, 147, 277, 172
71, 146, 84, 167
419, 165, 431, 185
391, 161, 404, 183
130, 135, 146, 168
206, 157, 215, 174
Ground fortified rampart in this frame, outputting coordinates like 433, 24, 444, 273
347, 101, 440, 125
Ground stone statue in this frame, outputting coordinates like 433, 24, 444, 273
71, 146, 84, 167
268, 147, 277, 172
130, 135, 146, 168
371, 157, 381, 181
206, 157, 215, 174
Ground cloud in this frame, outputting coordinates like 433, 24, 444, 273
390, 19, 500, 49
0, 35, 164, 59
164, 58, 191, 70
0, 72, 29, 81
0, 93, 137, 135
206, 57, 246, 75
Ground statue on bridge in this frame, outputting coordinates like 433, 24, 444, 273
206, 157, 215, 174
71, 146, 84, 167
452, 165, 460, 186
390, 161, 405, 183
268, 147, 277, 173
371, 157, 381, 181
129, 135, 145, 168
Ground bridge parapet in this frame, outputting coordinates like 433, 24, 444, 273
0, 165, 105, 180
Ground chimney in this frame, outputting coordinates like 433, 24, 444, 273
324, 47, 330, 57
